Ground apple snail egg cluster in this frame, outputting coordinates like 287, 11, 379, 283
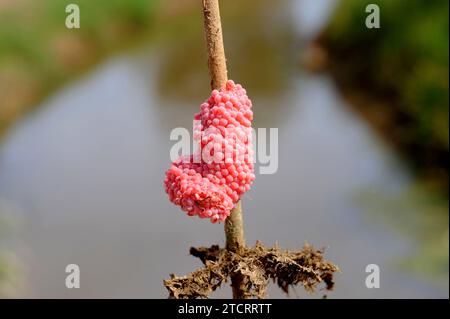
164, 80, 255, 223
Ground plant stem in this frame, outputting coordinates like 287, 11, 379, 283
202, 0, 247, 299
225, 202, 247, 299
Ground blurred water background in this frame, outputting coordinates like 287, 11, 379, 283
0, 0, 448, 298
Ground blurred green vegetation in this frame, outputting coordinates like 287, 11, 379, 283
0, 251, 21, 297
0, 208, 22, 298
362, 185, 449, 281
320, 0, 449, 188
0, 0, 159, 139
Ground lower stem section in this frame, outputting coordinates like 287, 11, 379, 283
224, 201, 247, 298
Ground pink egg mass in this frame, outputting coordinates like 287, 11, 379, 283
164, 80, 255, 223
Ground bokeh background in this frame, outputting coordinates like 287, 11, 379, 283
0, 0, 448, 298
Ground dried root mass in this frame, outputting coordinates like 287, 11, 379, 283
164, 241, 339, 299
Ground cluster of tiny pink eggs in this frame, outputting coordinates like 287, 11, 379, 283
164, 80, 255, 223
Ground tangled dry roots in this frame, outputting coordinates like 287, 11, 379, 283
164, 241, 339, 299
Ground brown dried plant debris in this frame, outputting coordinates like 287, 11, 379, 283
164, 241, 339, 299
